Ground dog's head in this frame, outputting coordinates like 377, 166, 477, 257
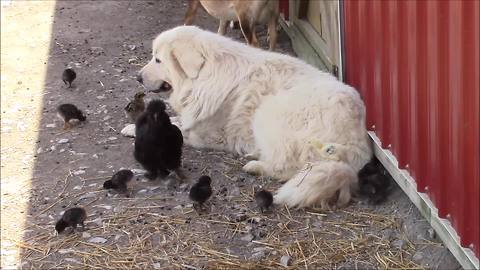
137, 26, 205, 93
137, 26, 251, 129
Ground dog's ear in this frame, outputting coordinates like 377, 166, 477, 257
171, 43, 205, 79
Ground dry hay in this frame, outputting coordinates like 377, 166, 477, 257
17, 191, 422, 269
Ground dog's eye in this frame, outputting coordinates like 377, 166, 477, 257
155, 58, 161, 63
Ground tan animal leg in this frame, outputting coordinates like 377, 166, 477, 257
267, 13, 278, 50
218, 20, 228, 35
63, 121, 72, 130
236, 8, 256, 47
184, 0, 200, 25
251, 25, 259, 47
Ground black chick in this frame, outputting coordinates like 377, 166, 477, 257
62, 68, 76, 88
358, 173, 391, 204
103, 169, 134, 194
358, 158, 391, 204
254, 189, 273, 213
358, 157, 381, 179
189, 175, 212, 210
57, 103, 86, 129
134, 100, 183, 180
55, 207, 87, 234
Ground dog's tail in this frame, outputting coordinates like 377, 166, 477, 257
274, 160, 357, 209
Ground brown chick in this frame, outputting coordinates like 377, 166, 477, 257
124, 91, 146, 123
62, 68, 76, 88
254, 189, 273, 213
57, 103, 86, 130
103, 169, 134, 195
55, 207, 87, 234
189, 175, 212, 211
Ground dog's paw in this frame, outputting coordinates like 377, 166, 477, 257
273, 194, 283, 205
121, 124, 136, 137
243, 161, 268, 176
170, 116, 181, 128
244, 152, 259, 161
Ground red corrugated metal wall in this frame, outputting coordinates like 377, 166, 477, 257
279, 0, 289, 20
343, 0, 479, 257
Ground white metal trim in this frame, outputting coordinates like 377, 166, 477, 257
369, 131, 479, 270
336, 0, 344, 81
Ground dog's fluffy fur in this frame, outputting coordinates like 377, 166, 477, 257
138, 26, 372, 209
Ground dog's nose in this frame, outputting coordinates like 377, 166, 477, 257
136, 74, 143, 84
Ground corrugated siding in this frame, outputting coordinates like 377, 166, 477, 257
343, 0, 479, 257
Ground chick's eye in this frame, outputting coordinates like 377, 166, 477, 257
155, 58, 161, 63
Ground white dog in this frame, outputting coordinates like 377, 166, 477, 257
137, 26, 372, 209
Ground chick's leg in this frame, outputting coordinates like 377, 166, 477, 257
63, 121, 72, 130
174, 168, 187, 181
157, 168, 170, 179
71, 223, 77, 233
144, 171, 158, 180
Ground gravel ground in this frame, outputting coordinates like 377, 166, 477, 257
1, 1, 461, 269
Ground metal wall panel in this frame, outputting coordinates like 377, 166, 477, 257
343, 0, 479, 257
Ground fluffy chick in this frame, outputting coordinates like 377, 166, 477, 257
358, 158, 381, 179
62, 68, 76, 88
189, 175, 212, 210
103, 169, 134, 194
124, 91, 146, 123
57, 103, 86, 129
358, 158, 391, 204
358, 173, 391, 204
134, 100, 183, 180
254, 189, 273, 213
55, 207, 87, 234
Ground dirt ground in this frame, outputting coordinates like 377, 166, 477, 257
1, 1, 461, 269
